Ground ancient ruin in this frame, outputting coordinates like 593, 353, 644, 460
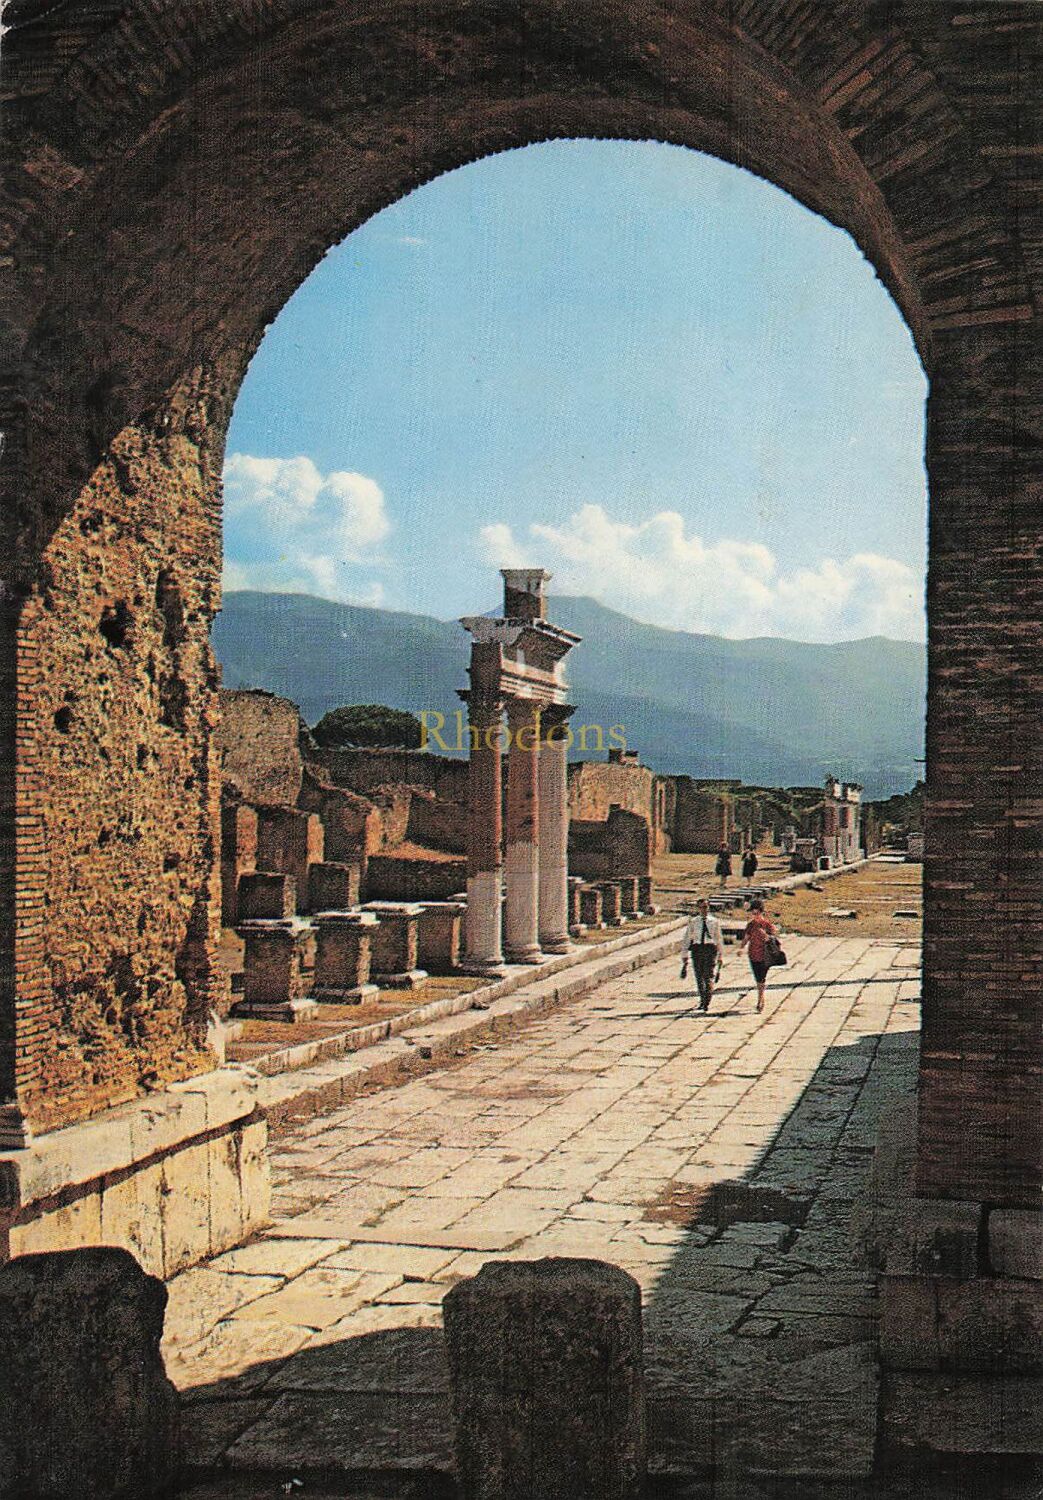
0, 0, 1039, 1486
459, 570, 579, 970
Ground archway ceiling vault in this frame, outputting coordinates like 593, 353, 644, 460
1, 0, 1038, 520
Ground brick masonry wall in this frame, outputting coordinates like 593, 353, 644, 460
364, 854, 467, 902
217, 689, 305, 806
311, 747, 469, 805
11, 408, 224, 1132
0, 0, 1038, 1203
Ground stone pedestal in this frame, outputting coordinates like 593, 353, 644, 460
307, 859, 361, 914
313, 912, 378, 1002
362, 902, 428, 987
504, 698, 543, 964
567, 877, 587, 936
616, 875, 640, 920
443, 1257, 645, 1500
462, 691, 507, 975
599, 881, 623, 926
236, 871, 296, 921
236, 919, 318, 1020
416, 901, 466, 973
636, 875, 655, 915
0, 1248, 180, 1498
579, 884, 604, 929
538, 709, 572, 954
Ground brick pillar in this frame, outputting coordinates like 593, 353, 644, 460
918, 323, 1042, 1209
462, 693, 505, 974
538, 707, 573, 955
504, 699, 542, 964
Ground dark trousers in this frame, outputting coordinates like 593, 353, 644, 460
690, 944, 717, 1009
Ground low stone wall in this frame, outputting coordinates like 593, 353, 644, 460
0, 1068, 269, 1279
365, 853, 467, 901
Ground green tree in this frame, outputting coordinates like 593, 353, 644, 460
312, 704, 423, 749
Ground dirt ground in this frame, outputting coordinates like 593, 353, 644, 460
653, 846, 923, 941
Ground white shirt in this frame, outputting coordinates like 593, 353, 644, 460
682, 912, 723, 955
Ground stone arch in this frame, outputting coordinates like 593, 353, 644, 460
0, 1, 1038, 1210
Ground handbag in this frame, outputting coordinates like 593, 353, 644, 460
764, 933, 787, 967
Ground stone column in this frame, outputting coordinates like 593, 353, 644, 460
462, 693, 506, 974
537, 707, 573, 954
504, 698, 542, 964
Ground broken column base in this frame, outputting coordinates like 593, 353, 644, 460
373, 968, 429, 988
458, 959, 509, 979
0, 1069, 270, 1279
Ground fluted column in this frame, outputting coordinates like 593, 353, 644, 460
538, 705, 573, 954
462, 693, 506, 973
504, 698, 542, 963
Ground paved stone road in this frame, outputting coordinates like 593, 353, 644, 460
165, 935, 920, 1485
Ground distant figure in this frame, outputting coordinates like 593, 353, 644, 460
742, 847, 759, 882
680, 897, 724, 1013
714, 843, 732, 889
739, 897, 778, 1014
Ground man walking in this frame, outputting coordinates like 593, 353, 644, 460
680, 896, 724, 1012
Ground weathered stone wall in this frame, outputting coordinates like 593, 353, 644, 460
11, 407, 224, 1134
311, 746, 469, 805
217, 688, 305, 806
569, 808, 652, 882
406, 790, 467, 854
566, 759, 669, 856
364, 852, 466, 902
669, 779, 733, 854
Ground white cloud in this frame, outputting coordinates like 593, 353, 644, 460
223, 453, 390, 603
479, 504, 924, 642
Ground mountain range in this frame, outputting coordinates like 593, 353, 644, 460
212, 591, 926, 798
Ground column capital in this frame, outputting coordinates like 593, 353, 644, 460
540, 702, 576, 736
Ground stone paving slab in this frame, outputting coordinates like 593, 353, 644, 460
164, 934, 921, 1485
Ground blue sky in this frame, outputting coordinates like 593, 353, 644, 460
225, 140, 928, 641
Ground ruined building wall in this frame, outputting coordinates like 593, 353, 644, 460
13, 407, 224, 1133
669, 778, 734, 853
568, 808, 652, 882
566, 760, 663, 838
310, 746, 469, 805
217, 689, 304, 806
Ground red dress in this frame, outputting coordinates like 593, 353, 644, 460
744, 913, 776, 964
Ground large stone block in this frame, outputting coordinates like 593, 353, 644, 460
443, 1257, 645, 1500
881, 1273, 1043, 1373
886, 1197, 983, 1278
237, 871, 296, 920
989, 1209, 1043, 1280
363, 902, 427, 986
307, 859, 361, 914
416, 901, 465, 973
882, 1370, 1043, 1456
0, 1247, 180, 1497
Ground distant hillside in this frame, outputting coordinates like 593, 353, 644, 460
212, 591, 926, 798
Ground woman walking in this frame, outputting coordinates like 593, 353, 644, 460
714, 842, 732, 889
680, 897, 724, 1013
741, 846, 759, 882
739, 897, 778, 1014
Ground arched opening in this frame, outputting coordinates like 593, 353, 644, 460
1, 1, 1037, 1233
